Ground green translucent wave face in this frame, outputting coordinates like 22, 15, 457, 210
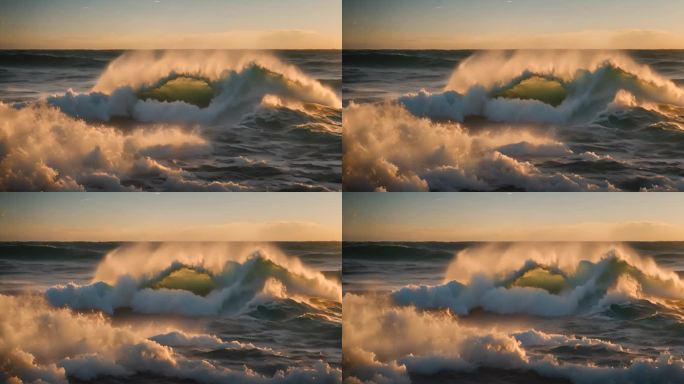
495, 76, 568, 107
152, 267, 217, 296
138, 77, 216, 108
511, 268, 566, 294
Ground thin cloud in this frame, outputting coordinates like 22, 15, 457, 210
0, 28, 341, 50
346, 220, 684, 242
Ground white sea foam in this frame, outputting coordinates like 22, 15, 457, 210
343, 293, 684, 384
343, 102, 613, 191
0, 102, 247, 191
0, 294, 341, 384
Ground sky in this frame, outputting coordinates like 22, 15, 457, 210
344, 193, 684, 241
0, 0, 341, 49
0, 193, 341, 241
344, 0, 684, 49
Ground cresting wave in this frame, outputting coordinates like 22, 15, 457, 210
399, 50, 684, 124
393, 243, 684, 317
343, 243, 684, 384
46, 242, 341, 317
48, 50, 341, 123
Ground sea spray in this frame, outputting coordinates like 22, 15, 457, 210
47, 242, 341, 316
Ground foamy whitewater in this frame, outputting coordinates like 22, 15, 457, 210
343, 50, 684, 191
0, 50, 341, 191
0, 242, 342, 383
343, 242, 684, 383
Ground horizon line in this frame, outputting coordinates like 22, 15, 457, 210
342, 240, 684, 243
0, 47, 342, 51
0, 239, 342, 243
341, 47, 684, 51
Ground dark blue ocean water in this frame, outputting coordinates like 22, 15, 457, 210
343, 50, 684, 191
0, 50, 341, 191
0, 242, 342, 383
343, 242, 684, 383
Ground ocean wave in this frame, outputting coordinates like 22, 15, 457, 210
46, 242, 341, 317
392, 243, 684, 317
398, 51, 684, 125
47, 50, 341, 124
342, 102, 613, 191
0, 294, 341, 384
343, 293, 684, 384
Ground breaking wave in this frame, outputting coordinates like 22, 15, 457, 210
48, 50, 341, 124
399, 50, 684, 124
46, 242, 341, 317
393, 243, 684, 317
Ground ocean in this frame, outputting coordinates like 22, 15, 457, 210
0, 50, 341, 191
343, 50, 684, 191
343, 242, 684, 383
0, 242, 342, 383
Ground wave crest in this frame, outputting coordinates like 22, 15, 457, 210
392, 243, 684, 317
46, 243, 341, 317
399, 50, 684, 124
48, 50, 341, 124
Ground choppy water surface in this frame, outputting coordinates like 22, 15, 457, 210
0, 242, 342, 383
343, 50, 684, 191
0, 50, 341, 191
343, 242, 684, 383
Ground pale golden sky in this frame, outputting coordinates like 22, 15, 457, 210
344, 0, 684, 49
344, 193, 684, 241
0, 193, 341, 241
0, 0, 341, 49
